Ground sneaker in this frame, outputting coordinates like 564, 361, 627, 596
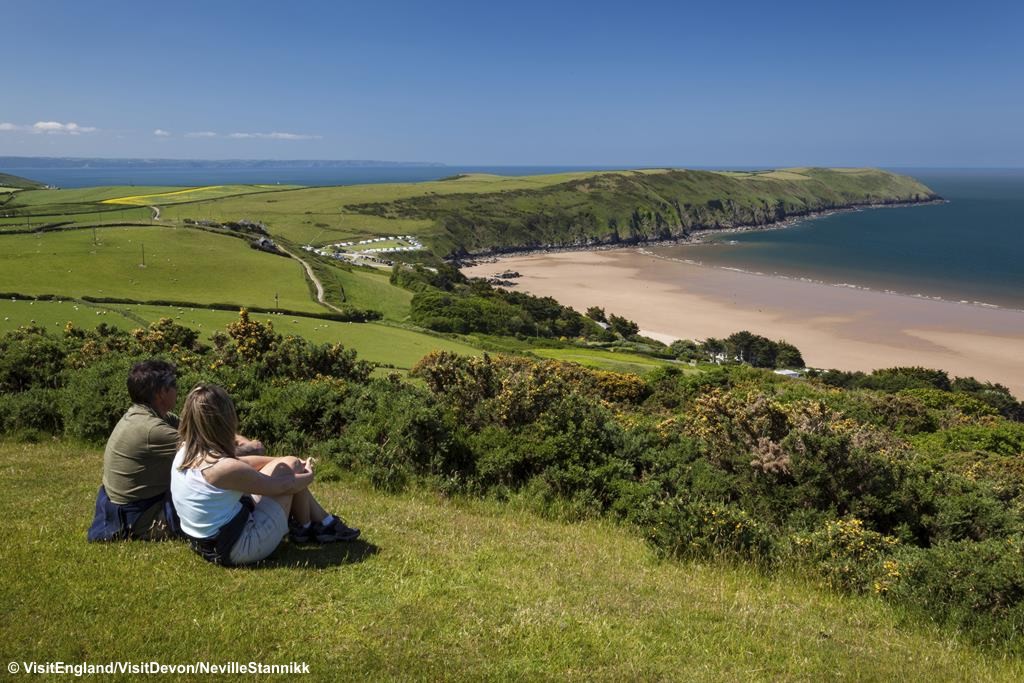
288, 522, 317, 545
315, 516, 360, 543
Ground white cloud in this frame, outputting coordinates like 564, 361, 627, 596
185, 131, 218, 138
228, 131, 321, 140
32, 121, 98, 135
0, 122, 18, 131
153, 129, 171, 137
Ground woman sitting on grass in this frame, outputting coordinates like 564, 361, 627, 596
171, 384, 358, 566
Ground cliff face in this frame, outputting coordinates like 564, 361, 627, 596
345, 168, 940, 256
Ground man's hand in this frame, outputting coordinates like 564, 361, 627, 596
235, 435, 266, 456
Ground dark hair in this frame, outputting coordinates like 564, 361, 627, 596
127, 360, 178, 406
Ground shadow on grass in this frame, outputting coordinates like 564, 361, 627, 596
257, 539, 380, 569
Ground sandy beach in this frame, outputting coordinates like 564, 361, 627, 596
463, 249, 1024, 397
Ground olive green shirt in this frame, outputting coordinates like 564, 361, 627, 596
102, 404, 180, 505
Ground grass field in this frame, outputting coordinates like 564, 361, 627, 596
0, 207, 154, 229
531, 347, 687, 375
8, 186, 185, 206
308, 259, 413, 321
0, 299, 694, 376
155, 172, 657, 246
0, 300, 478, 370
0, 226, 322, 312
0, 299, 142, 331
1, 439, 1020, 681
101, 184, 301, 206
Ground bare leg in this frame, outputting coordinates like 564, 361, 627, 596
260, 456, 328, 525
257, 459, 300, 515
305, 493, 328, 524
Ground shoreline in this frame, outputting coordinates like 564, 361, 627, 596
637, 247, 1024, 315
461, 199, 1024, 316
462, 249, 1024, 397
453, 197, 945, 261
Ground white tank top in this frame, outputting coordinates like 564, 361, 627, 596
170, 447, 244, 539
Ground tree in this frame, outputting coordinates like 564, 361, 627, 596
775, 341, 805, 369
608, 313, 640, 338
585, 306, 607, 323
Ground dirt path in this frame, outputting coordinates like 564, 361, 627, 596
279, 246, 345, 314
150, 205, 160, 221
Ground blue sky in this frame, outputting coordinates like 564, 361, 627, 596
2, 0, 1022, 166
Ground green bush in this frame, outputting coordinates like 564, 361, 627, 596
0, 326, 68, 392
789, 517, 901, 592
239, 379, 355, 453
911, 423, 1024, 458
60, 355, 138, 444
644, 498, 776, 561
889, 537, 1024, 641
0, 387, 64, 438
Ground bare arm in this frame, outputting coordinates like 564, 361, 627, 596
203, 458, 313, 496
236, 454, 274, 469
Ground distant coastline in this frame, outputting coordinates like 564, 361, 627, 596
0, 156, 447, 169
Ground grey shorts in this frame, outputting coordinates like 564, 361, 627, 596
228, 496, 288, 565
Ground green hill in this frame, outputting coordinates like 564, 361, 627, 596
0, 168, 938, 259
1, 440, 1020, 681
0, 171, 45, 190
343, 167, 940, 256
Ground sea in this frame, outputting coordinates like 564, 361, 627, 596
652, 169, 1024, 311
13, 164, 1023, 311
13, 165, 608, 189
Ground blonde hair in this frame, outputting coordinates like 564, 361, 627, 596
177, 384, 238, 471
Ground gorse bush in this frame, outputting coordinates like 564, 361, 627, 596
1, 313, 1023, 648
790, 518, 901, 593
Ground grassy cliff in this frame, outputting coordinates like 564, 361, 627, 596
344, 167, 939, 256
0, 171, 45, 190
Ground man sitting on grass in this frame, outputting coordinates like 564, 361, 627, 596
88, 359, 358, 544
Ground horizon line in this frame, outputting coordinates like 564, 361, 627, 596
3, 156, 1024, 170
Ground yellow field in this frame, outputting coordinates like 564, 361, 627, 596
101, 184, 297, 206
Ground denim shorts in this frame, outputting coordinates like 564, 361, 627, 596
228, 496, 288, 565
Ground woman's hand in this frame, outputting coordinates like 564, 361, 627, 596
290, 468, 314, 493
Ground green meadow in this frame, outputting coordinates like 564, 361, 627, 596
0, 207, 154, 230
0, 297, 693, 376
153, 171, 674, 245
306, 258, 413, 321
0, 299, 478, 370
0, 226, 321, 312
9, 186, 184, 205
1, 440, 1020, 681
100, 184, 301, 206
0, 298, 686, 375
532, 346, 691, 375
